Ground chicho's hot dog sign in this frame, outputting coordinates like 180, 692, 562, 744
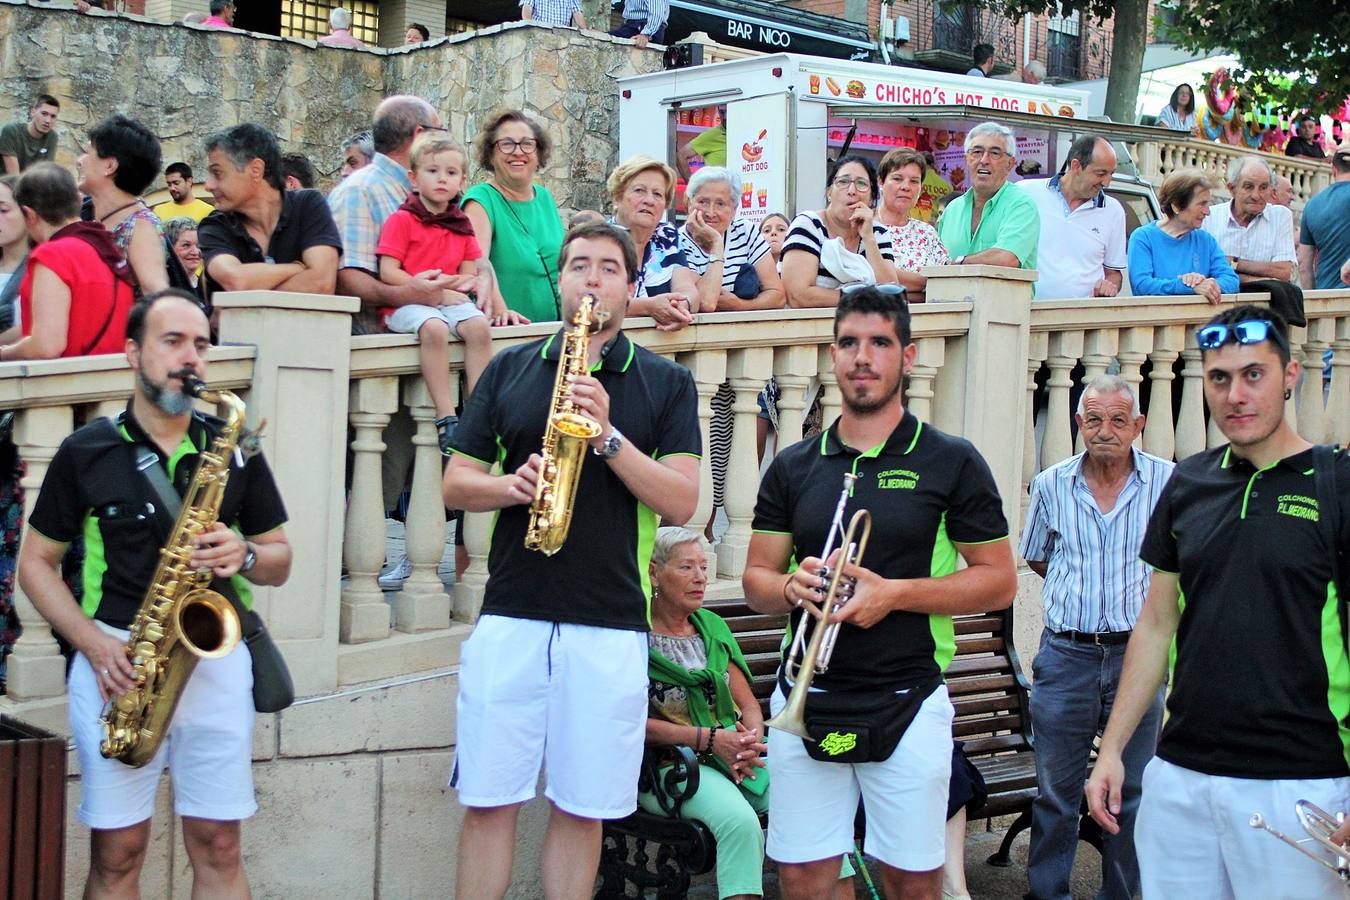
802, 66, 1085, 118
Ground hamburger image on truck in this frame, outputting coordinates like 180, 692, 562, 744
619, 52, 1172, 230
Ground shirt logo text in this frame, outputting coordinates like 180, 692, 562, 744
876, 468, 919, 490
1276, 493, 1319, 522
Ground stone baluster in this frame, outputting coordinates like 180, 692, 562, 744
1116, 327, 1152, 448
1329, 317, 1350, 446
6, 406, 75, 700
717, 347, 773, 580
816, 345, 842, 429
456, 513, 492, 624
773, 345, 817, 451
906, 338, 946, 424
1024, 332, 1048, 520
341, 377, 397, 643
1285, 325, 1306, 435
678, 349, 727, 576
1042, 330, 1083, 470
394, 378, 451, 633
1076, 329, 1119, 454
1143, 326, 1183, 461
1175, 328, 1207, 461
1297, 318, 1330, 445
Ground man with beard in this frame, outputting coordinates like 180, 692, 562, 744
937, 122, 1039, 271
1020, 374, 1172, 900
18, 289, 292, 899
153, 162, 215, 224
0, 94, 60, 174
743, 286, 1017, 900
1087, 305, 1350, 898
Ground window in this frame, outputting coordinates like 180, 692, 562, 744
1046, 8, 1080, 79
280, 1, 379, 43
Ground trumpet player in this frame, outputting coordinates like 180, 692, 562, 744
743, 286, 1016, 900
442, 221, 700, 900
18, 290, 292, 899
1086, 306, 1350, 899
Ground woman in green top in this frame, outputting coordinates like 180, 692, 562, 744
463, 110, 564, 325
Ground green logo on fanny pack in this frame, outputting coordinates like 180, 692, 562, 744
819, 731, 858, 756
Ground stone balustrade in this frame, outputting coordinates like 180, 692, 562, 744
2, 276, 1348, 896
1132, 137, 1332, 213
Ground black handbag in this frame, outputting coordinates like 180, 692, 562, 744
787, 675, 940, 764
731, 262, 762, 300
126, 428, 294, 713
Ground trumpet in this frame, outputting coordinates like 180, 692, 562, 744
766, 473, 871, 740
1249, 800, 1350, 882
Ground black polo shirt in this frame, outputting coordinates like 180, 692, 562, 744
197, 188, 342, 295
450, 330, 700, 631
1140, 445, 1350, 779
28, 404, 288, 629
752, 411, 1008, 692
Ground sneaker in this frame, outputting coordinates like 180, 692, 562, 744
378, 554, 412, 589
436, 416, 458, 456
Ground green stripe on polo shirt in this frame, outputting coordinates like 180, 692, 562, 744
636, 501, 658, 625
1239, 460, 1278, 519
1320, 582, 1350, 768
928, 512, 958, 672
1168, 586, 1187, 676
81, 512, 106, 618
451, 448, 493, 467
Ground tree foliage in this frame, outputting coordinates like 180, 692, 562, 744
1163, 0, 1350, 116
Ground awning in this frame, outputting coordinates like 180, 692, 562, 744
667, 0, 874, 60
827, 104, 1182, 144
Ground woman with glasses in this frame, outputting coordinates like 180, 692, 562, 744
1127, 169, 1237, 303
607, 155, 716, 332
781, 155, 897, 308
463, 109, 562, 324
877, 148, 948, 303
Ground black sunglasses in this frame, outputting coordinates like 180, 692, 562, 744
1196, 319, 1287, 351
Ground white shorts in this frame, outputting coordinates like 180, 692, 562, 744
1136, 757, 1350, 900
386, 302, 485, 336
451, 615, 648, 819
765, 682, 954, 872
68, 625, 256, 830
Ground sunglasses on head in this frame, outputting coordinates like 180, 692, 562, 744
1195, 319, 1287, 351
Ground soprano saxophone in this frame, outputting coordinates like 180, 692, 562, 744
524, 295, 606, 555
100, 372, 247, 767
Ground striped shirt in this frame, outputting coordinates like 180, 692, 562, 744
782, 211, 895, 287
617, 0, 669, 33
1020, 448, 1174, 634
521, 0, 581, 26
1201, 200, 1296, 266
679, 218, 770, 291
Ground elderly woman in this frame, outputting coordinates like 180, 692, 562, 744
782, 155, 897, 307
164, 217, 203, 291
463, 109, 562, 325
608, 155, 717, 331
644, 528, 856, 900
78, 114, 167, 297
877, 147, 948, 302
1127, 169, 1237, 303
679, 167, 785, 311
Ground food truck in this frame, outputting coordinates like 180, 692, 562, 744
617, 52, 1169, 230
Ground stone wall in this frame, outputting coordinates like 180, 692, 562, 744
0, 1, 659, 201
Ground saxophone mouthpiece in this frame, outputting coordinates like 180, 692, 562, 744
172, 369, 206, 397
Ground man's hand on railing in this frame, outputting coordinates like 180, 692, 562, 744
1092, 277, 1121, 298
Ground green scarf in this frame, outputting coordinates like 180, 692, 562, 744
648, 607, 768, 795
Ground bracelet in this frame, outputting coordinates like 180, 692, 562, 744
707, 725, 720, 753
694, 726, 702, 752
782, 575, 796, 608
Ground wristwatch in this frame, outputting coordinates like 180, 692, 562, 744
240, 542, 258, 574
706, 254, 723, 264
594, 426, 625, 460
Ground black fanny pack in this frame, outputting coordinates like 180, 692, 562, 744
781, 673, 941, 764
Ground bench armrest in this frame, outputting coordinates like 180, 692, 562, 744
640, 744, 703, 819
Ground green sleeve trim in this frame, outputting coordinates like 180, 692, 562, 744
451, 448, 493, 467
656, 451, 701, 460
952, 535, 1009, 546
752, 529, 792, 536
1146, 564, 1180, 575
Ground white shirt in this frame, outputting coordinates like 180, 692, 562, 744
1201, 199, 1296, 265
1024, 177, 1127, 299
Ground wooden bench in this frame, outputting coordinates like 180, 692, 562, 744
597, 599, 1094, 897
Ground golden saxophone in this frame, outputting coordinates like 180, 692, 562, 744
100, 373, 247, 767
524, 295, 606, 556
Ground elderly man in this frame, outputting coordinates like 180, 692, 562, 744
1202, 155, 1304, 325
201, 0, 234, 28
937, 122, 1040, 270
1271, 174, 1295, 209
1299, 142, 1350, 291
339, 131, 373, 179
1021, 374, 1172, 900
318, 7, 365, 48
197, 124, 340, 297
1026, 134, 1125, 298
0, 94, 60, 174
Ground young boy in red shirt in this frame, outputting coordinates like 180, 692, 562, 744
377, 135, 491, 453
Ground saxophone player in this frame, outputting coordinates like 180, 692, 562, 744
443, 221, 700, 899
18, 289, 291, 899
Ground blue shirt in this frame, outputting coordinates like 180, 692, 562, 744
1020, 448, 1174, 633
1299, 181, 1350, 290
1126, 221, 1238, 296
618, 0, 668, 34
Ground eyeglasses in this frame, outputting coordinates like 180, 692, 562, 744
1196, 319, 1288, 351
965, 147, 1008, 160
832, 177, 871, 193
420, 124, 449, 134
494, 138, 538, 154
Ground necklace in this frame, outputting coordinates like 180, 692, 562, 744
491, 178, 534, 202
97, 199, 142, 224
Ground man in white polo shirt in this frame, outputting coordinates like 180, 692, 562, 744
1202, 155, 1305, 325
1025, 135, 1126, 299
